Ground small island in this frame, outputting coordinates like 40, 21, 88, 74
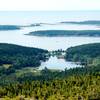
0, 25, 21, 30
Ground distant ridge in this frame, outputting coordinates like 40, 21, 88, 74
60, 20, 100, 25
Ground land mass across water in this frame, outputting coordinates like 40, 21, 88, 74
28, 30, 100, 37
60, 20, 100, 25
0, 25, 21, 30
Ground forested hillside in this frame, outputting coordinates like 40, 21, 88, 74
65, 43, 100, 66
0, 43, 48, 71
0, 43, 100, 100
0, 64, 100, 100
0, 74, 100, 100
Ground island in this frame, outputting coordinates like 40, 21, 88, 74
28, 30, 100, 37
61, 20, 100, 25
0, 25, 21, 30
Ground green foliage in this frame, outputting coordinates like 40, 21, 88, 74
0, 43, 48, 74
0, 43, 100, 99
0, 74, 100, 100
65, 43, 100, 66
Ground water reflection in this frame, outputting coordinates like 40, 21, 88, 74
39, 56, 82, 70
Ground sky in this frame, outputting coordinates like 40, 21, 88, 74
0, 0, 100, 11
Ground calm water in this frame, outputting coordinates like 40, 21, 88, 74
39, 56, 82, 70
0, 11, 100, 70
0, 26, 100, 51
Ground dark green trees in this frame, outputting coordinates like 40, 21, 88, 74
0, 43, 48, 70
65, 43, 100, 66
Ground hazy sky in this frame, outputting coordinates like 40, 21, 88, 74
0, 0, 100, 11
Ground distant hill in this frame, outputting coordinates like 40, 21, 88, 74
0, 43, 48, 70
65, 43, 100, 66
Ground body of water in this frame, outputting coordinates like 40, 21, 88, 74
0, 11, 100, 70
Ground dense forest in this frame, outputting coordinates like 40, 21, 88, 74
0, 43, 48, 73
0, 74, 100, 100
65, 43, 100, 66
0, 65, 100, 99
0, 25, 21, 30
0, 43, 100, 99
29, 30, 100, 37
